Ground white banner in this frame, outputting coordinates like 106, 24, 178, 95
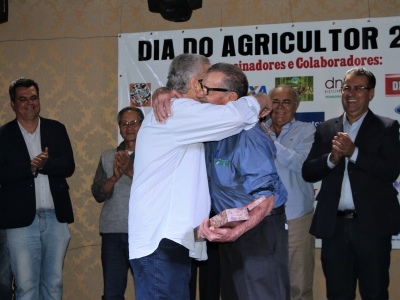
118, 16, 400, 248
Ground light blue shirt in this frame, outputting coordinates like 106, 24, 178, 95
205, 123, 288, 214
265, 118, 315, 220
338, 112, 367, 210
333, 112, 367, 210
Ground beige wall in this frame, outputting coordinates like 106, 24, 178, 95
0, 0, 399, 299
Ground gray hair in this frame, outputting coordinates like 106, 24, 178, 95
207, 63, 248, 98
344, 67, 376, 89
117, 107, 144, 124
166, 54, 210, 94
268, 84, 300, 102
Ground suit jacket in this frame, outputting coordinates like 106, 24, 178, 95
0, 117, 75, 229
302, 109, 400, 238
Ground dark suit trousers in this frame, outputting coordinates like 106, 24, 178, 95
321, 217, 392, 300
101, 233, 133, 300
219, 213, 289, 300
189, 241, 221, 300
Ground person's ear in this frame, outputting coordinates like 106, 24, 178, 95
228, 92, 239, 101
10, 100, 15, 111
190, 77, 202, 94
369, 88, 375, 101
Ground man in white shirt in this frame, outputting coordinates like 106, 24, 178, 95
264, 85, 316, 300
128, 54, 271, 300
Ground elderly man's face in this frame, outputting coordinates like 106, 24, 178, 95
200, 72, 235, 105
270, 87, 299, 128
119, 110, 142, 143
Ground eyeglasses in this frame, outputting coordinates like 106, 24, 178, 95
119, 120, 142, 128
198, 79, 230, 96
271, 99, 294, 107
341, 86, 371, 93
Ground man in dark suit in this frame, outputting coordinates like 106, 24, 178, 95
302, 67, 400, 300
0, 78, 75, 300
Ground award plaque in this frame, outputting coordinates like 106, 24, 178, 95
194, 195, 269, 241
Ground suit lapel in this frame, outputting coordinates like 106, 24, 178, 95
354, 109, 374, 146
39, 117, 49, 151
334, 114, 346, 170
10, 119, 32, 162
333, 114, 344, 135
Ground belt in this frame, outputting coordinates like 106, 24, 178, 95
337, 210, 357, 218
267, 205, 285, 216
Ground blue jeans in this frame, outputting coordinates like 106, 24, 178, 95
6, 210, 70, 300
101, 233, 133, 300
0, 230, 13, 300
130, 238, 192, 300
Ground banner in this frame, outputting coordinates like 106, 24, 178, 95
118, 16, 400, 248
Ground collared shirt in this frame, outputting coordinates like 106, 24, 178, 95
327, 111, 367, 210
205, 123, 288, 214
265, 118, 315, 220
128, 96, 260, 261
18, 118, 54, 210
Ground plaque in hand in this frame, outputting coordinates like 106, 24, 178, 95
194, 195, 267, 241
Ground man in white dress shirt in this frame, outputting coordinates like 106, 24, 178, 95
128, 54, 272, 300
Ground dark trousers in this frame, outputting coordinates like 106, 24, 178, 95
0, 230, 13, 300
219, 212, 290, 300
321, 217, 392, 300
189, 241, 221, 300
101, 233, 133, 300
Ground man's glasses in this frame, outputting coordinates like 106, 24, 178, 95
341, 86, 371, 93
271, 99, 294, 107
198, 79, 230, 96
119, 120, 142, 128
